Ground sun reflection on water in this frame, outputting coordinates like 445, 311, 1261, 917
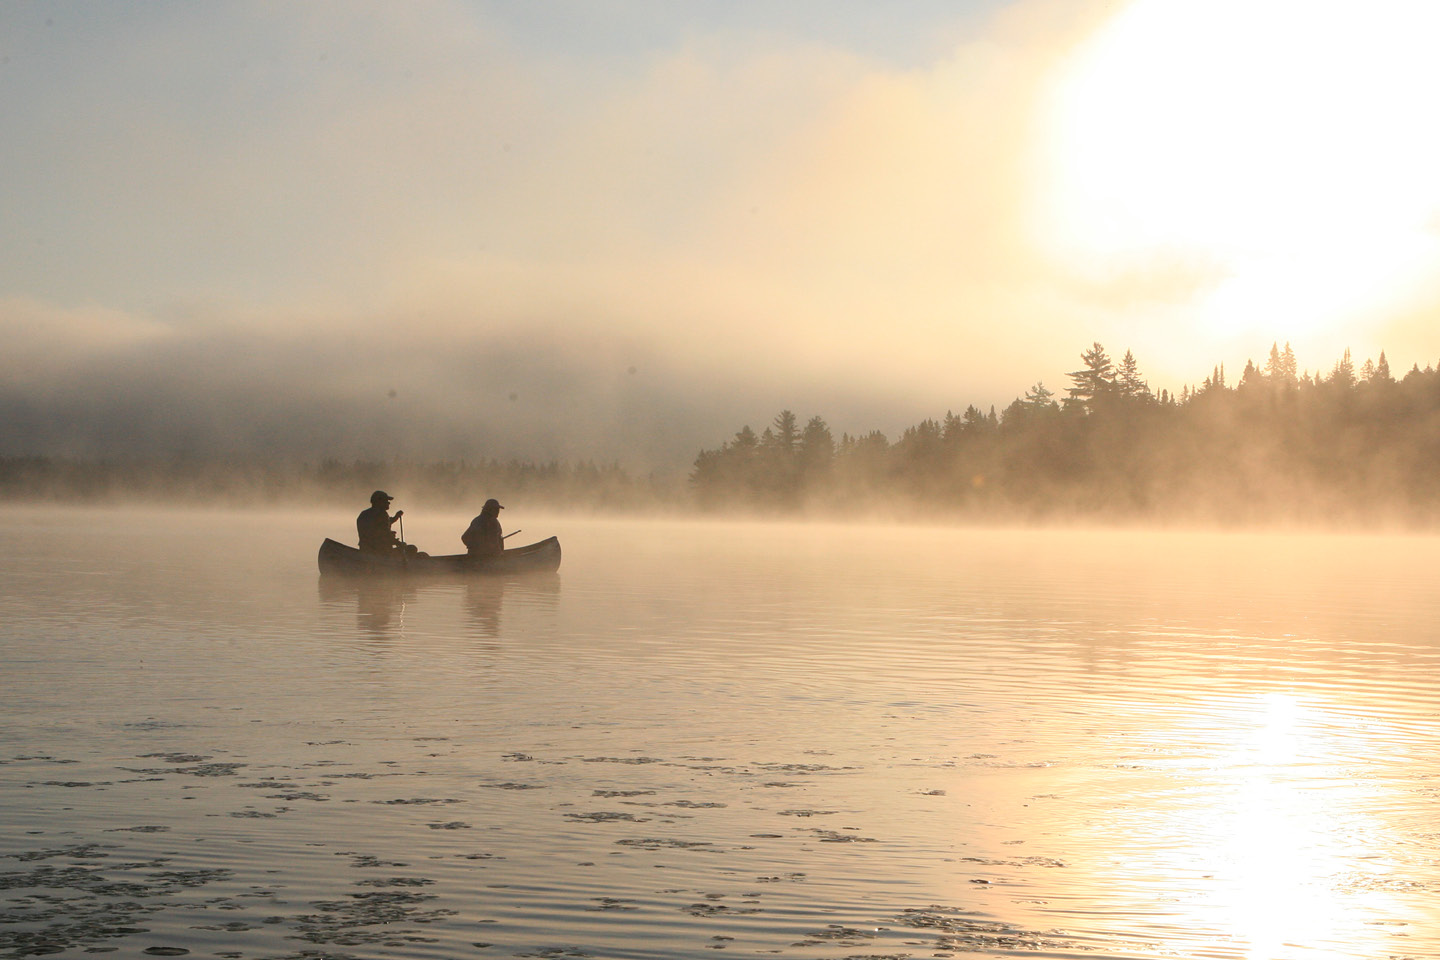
1162, 691, 1413, 959
1211, 693, 1349, 959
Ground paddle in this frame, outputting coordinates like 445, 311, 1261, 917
503, 529, 522, 540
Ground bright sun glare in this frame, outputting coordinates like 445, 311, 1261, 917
1197, 692, 1404, 959
1037, 0, 1440, 340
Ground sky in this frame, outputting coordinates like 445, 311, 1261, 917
3, 0, 1440, 469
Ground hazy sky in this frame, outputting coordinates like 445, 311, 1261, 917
4, 0, 1439, 467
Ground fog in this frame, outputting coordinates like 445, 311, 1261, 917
0, 297, 940, 467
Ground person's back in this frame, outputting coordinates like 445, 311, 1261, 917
462, 498, 505, 557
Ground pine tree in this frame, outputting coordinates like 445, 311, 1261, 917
1067, 343, 1116, 408
1024, 382, 1056, 409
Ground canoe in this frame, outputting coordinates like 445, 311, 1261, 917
318, 536, 561, 577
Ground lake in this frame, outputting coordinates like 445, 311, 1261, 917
2, 506, 1438, 959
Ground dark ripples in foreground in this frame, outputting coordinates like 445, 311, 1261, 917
2, 507, 1438, 958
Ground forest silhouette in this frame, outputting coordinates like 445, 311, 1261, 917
5, 343, 1440, 527
690, 343, 1440, 526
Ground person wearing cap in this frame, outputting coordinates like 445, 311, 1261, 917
357, 490, 405, 555
461, 498, 505, 558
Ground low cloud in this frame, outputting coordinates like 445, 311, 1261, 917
0, 295, 921, 467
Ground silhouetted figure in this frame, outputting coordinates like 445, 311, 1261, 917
357, 490, 405, 555
462, 498, 505, 558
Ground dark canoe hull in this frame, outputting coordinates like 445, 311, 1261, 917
318, 536, 561, 577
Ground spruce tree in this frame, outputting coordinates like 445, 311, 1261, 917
1115, 350, 1149, 399
1376, 351, 1392, 382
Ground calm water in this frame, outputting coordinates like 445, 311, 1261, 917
2, 506, 1438, 960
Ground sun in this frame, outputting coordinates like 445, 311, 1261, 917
1033, 0, 1440, 344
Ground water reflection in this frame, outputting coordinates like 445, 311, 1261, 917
317, 572, 560, 640
462, 578, 505, 636
470, 573, 562, 637
1061, 690, 1427, 957
1202, 692, 1413, 960
316, 576, 419, 637
6, 511, 1439, 960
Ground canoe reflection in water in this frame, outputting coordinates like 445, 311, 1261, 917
319, 562, 560, 640
319, 576, 509, 638
317, 576, 419, 638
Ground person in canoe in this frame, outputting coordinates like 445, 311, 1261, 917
461, 498, 506, 559
357, 490, 421, 557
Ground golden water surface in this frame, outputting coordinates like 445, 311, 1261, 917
1, 507, 1437, 959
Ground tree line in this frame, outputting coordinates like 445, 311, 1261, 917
8, 341, 1440, 526
690, 343, 1440, 525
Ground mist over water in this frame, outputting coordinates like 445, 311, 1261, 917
9, 4, 1440, 953
2, 506, 1438, 958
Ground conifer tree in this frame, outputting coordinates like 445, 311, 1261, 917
1115, 350, 1149, 399
1265, 342, 1283, 379
1240, 359, 1260, 388
1265, 342, 1299, 386
800, 416, 833, 459
1280, 343, 1298, 385
942, 410, 961, 442
798, 416, 834, 485
1067, 343, 1116, 408
771, 410, 799, 455
1376, 351, 1392, 382
961, 405, 988, 432
1024, 382, 1057, 409
1332, 349, 1356, 388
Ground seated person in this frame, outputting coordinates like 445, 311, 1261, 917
357, 490, 405, 555
461, 498, 505, 558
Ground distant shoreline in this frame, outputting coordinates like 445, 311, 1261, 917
3, 452, 1438, 532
